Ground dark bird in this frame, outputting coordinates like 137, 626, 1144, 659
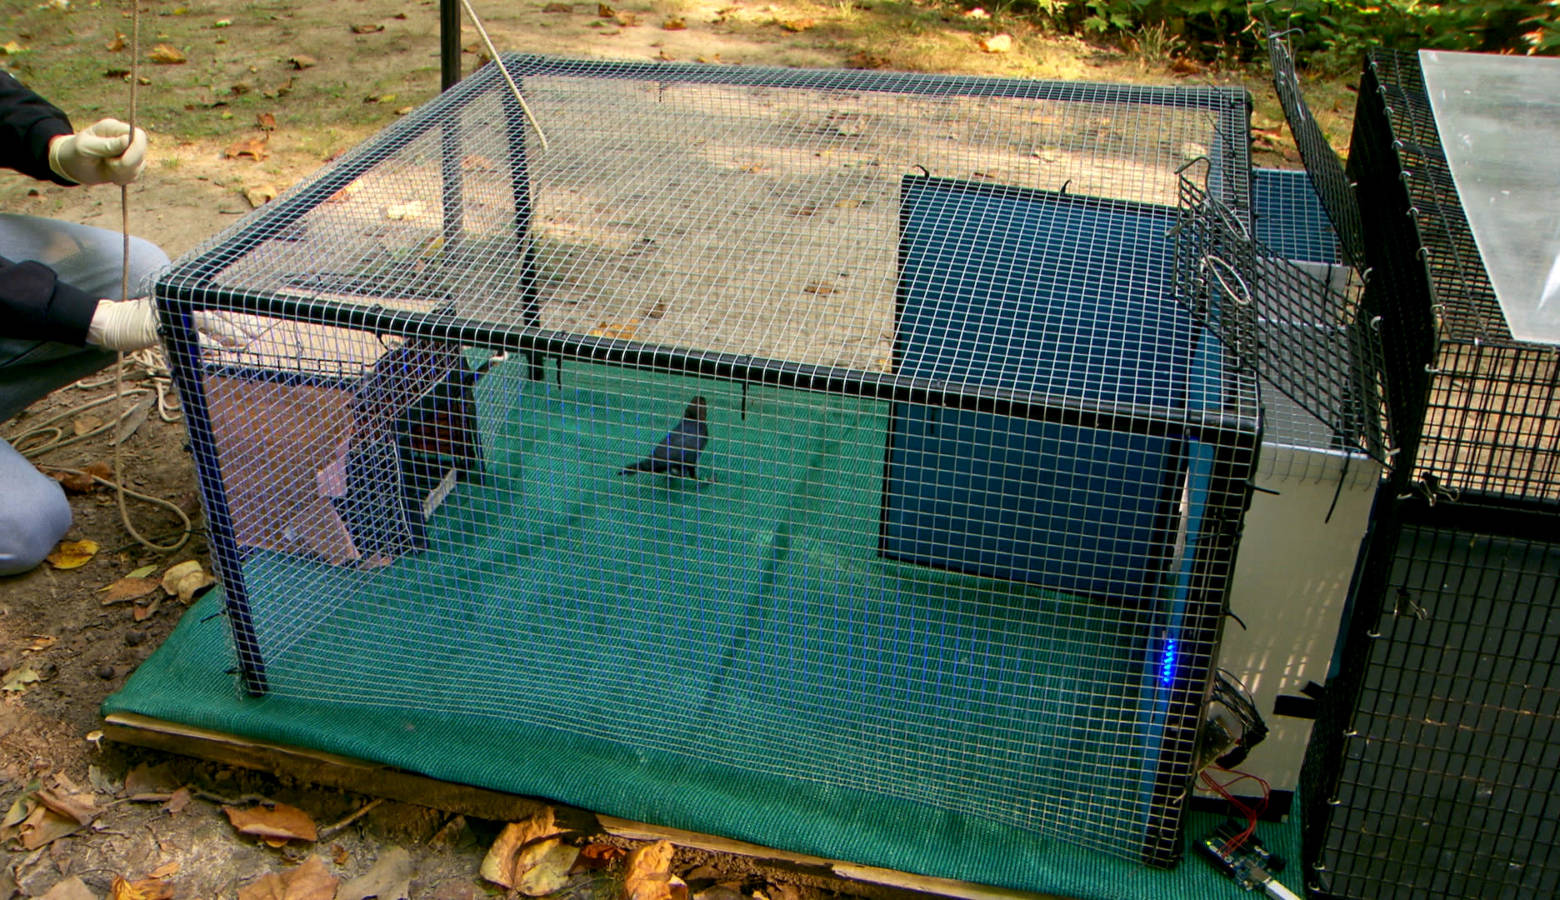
619, 396, 709, 479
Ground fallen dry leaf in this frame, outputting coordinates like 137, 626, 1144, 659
2, 666, 40, 693
480, 807, 560, 888
224, 802, 318, 844
542, 2, 573, 11
646, 301, 667, 320
244, 184, 279, 208
148, 43, 186, 64
257, 112, 277, 130
50, 470, 97, 493
979, 34, 1012, 53
18, 805, 82, 850
100, 576, 159, 605
225, 134, 270, 160
803, 283, 835, 295
163, 787, 192, 815
614, 11, 640, 25
162, 559, 215, 603
777, 18, 816, 32
149, 862, 180, 879
106, 32, 126, 51
624, 841, 686, 900
72, 414, 103, 436
573, 842, 625, 871
662, 16, 687, 30
46, 539, 98, 570
237, 855, 337, 900
132, 599, 160, 622
112, 393, 155, 444
124, 763, 179, 797
337, 846, 412, 900
1169, 56, 1203, 76
597, 3, 615, 16
587, 319, 640, 340
516, 838, 579, 896
350, 23, 385, 34
34, 787, 95, 827
38, 877, 96, 900
25, 634, 57, 653
289, 54, 317, 69
262, 77, 295, 99
112, 875, 174, 900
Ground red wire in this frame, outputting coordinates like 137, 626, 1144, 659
1201, 766, 1271, 855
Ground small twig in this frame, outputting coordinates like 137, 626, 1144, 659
189, 789, 276, 808
317, 797, 386, 839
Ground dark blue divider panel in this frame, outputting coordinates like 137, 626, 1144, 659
881, 177, 1200, 598
1253, 167, 1341, 265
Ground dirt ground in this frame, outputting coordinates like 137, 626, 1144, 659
0, 2, 1337, 898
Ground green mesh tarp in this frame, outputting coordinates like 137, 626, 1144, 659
105, 359, 1299, 897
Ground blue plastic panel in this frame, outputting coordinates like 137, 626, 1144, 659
883, 177, 1213, 598
1253, 167, 1342, 265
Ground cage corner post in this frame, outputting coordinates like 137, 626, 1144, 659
497, 65, 546, 382
439, 0, 461, 92
156, 292, 269, 698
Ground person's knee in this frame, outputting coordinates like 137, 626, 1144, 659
0, 468, 72, 576
126, 234, 170, 293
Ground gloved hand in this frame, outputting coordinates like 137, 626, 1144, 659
87, 298, 265, 352
48, 118, 149, 186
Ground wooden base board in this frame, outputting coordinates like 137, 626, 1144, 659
103, 713, 1065, 900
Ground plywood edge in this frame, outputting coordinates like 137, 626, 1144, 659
103, 713, 1066, 900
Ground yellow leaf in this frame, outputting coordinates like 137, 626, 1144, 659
160, 560, 214, 602
0, 41, 27, 56
244, 184, 278, 208
46, 539, 99, 570
587, 319, 640, 340
148, 43, 186, 64
25, 635, 56, 653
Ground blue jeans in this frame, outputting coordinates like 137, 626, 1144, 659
0, 213, 169, 575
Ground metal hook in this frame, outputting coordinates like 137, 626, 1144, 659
1202, 254, 1253, 306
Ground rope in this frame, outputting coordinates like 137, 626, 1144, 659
458, 0, 549, 150
108, 0, 188, 553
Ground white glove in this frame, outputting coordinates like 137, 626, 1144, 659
48, 118, 149, 186
87, 299, 266, 351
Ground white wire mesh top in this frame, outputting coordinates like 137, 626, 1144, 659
169, 56, 1251, 405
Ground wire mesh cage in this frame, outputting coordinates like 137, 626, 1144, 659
155, 55, 1264, 870
1300, 495, 1560, 900
1345, 49, 1560, 502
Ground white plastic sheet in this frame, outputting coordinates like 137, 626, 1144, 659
1419, 50, 1560, 345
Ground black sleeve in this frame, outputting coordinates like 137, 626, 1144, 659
0, 71, 74, 185
0, 255, 98, 345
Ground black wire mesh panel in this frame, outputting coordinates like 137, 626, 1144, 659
156, 55, 1260, 869
1300, 495, 1560, 899
1347, 49, 1560, 502
1171, 173, 1386, 465
1265, 28, 1368, 272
